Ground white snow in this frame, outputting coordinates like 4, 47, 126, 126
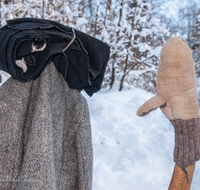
0, 1, 200, 189
1, 75, 200, 190
139, 43, 151, 52
148, 46, 162, 57
76, 17, 88, 27
82, 81, 200, 190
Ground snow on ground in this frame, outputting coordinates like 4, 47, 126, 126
82, 81, 200, 190
1, 77, 200, 189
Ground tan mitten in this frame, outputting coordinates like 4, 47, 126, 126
137, 37, 200, 170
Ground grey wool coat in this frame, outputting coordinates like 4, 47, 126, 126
0, 63, 93, 190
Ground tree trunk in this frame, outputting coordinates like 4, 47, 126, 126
119, 28, 133, 91
109, 0, 123, 89
119, 73, 125, 91
119, 53, 129, 91
94, 5, 99, 37
107, 0, 112, 20
112, 0, 119, 21
110, 61, 115, 89
4, 0, 12, 4
102, 0, 112, 41
89, 0, 93, 30
42, 0, 45, 19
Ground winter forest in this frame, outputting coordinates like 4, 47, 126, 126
0, 0, 200, 94
1, 0, 200, 190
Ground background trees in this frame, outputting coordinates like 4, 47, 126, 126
0, 0, 200, 94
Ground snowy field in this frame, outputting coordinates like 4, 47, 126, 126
82, 82, 200, 190
1, 76, 200, 189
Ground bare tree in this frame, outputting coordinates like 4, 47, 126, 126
42, 0, 45, 19
102, 0, 112, 41
109, 0, 124, 89
93, 3, 99, 37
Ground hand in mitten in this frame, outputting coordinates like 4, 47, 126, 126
137, 37, 200, 170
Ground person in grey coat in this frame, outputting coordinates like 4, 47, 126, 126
0, 63, 93, 190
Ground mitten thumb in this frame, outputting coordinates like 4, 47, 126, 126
137, 95, 166, 116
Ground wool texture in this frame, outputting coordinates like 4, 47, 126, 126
171, 118, 200, 169
0, 63, 93, 190
137, 37, 199, 120
137, 37, 200, 169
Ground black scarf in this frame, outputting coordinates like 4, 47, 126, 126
0, 18, 110, 96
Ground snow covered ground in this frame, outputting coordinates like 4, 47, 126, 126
82, 82, 200, 190
1, 77, 199, 189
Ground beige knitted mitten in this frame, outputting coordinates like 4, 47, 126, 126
137, 37, 200, 170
